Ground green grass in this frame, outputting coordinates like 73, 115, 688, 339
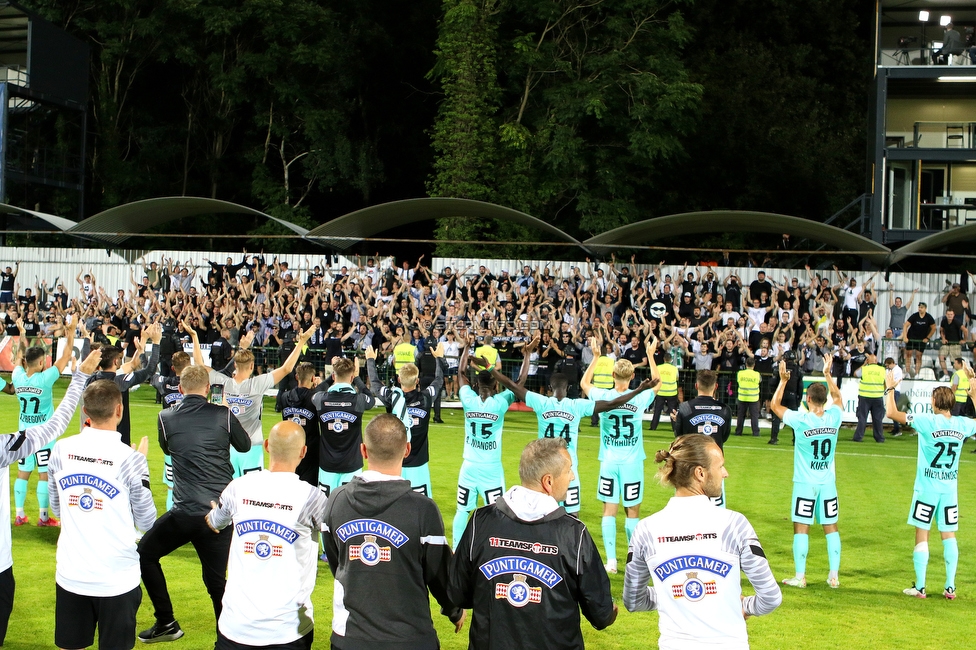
2, 379, 975, 649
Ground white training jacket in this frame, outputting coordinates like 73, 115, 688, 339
623, 495, 782, 650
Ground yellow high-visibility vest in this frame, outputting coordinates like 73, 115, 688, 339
393, 342, 417, 370
737, 369, 760, 403
592, 356, 615, 389
658, 364, 679, 397
858, 364, 885, 399
954, 368, 970, 403
475, 344, 499, 371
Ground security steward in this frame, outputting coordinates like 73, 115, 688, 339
393, 335, 419, 371
769, 350, 803, 445
648, 351, 680, 430
951, 357, 972, 416
734, 357, 761, 436
852, 350, 886, 443
589, 342, 615, 427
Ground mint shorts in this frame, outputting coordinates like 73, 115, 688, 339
318, 468, 362, 497
908, 487, 958, 532
792, 481, 839, 525
456, 461, 505, 511
597, 461, 644, 507
402, 464, 433, 498
18, 440, 54, 473
231, 444, 264, 478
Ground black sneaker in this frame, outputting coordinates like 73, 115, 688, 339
138, 620, 184, 643
768, 439, 779, 445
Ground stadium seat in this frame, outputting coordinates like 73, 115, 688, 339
917, 367, 937, 381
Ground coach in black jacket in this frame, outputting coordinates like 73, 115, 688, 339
322, 413, 464, 650
137, 364, 251, 643
449, 438, 617, 650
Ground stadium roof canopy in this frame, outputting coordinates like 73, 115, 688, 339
887, 225, 976, 265
304, 197, 586, 251
0, 202, 77, 231
65, 196, 309, 246
583, 210, 892, 266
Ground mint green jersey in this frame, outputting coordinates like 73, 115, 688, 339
459, 385, 515, 464
906, 413, 976, 493
524, 392, 595, 461
12, 366, 59, 429
588, 387, 655, 463
784, 404, 842, 485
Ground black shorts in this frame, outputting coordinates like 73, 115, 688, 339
55, 583, 141, 650
216, 629, 313, 650
905, 340, 926, 352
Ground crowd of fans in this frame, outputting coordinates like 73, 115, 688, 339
0, 254, 972, 408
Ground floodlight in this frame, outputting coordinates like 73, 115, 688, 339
941, 15, 951, 26
919, 11, 929, 22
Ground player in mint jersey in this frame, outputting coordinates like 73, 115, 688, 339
581, 336, 658, 574
771, 355, 843, 589
452, 337, 518, 548
12, 315, 75, 526
885, 370, 976, 600
486, 336, 657, 515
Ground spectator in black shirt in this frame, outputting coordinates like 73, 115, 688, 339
749, 271, 773, 303
902, 302, 936, 378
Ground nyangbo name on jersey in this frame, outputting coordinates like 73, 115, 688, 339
234, 519, 300, 544
479, 555, 563, 588
654, 554, 733, 581
488, 536, 559, 555
334, 518, 410, 548
57, 473, 120, 499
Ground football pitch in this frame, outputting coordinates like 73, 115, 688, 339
2, 380, 974, 650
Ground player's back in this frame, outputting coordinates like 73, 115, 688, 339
675, 397, 732, 448
210, 372, 275, 445
588, 386, 655, 463
908, 413, 976, 492
459, 385, 514, 464
524, 392, 593, 458
786, 406, 842, 484
13, 366, 59, 427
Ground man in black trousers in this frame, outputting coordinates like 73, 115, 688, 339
137, 364, 251, 643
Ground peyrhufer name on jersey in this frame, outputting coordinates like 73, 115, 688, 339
489, 536, 559, 555
334, 518, 410, 548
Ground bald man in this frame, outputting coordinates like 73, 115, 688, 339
208, 420, 328, 649
322, 414, 464, 649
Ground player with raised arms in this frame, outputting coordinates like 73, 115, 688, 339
886, 367, 976, 600
452, 335, 517, 548
12, 316, 75, 526
771, 355, 843, 589
486, 335, 657, 515
581, 336, 658, 574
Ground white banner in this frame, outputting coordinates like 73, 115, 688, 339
55, 338, 91, 375
184, 342, 211, 368
834, 378, 942, 423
